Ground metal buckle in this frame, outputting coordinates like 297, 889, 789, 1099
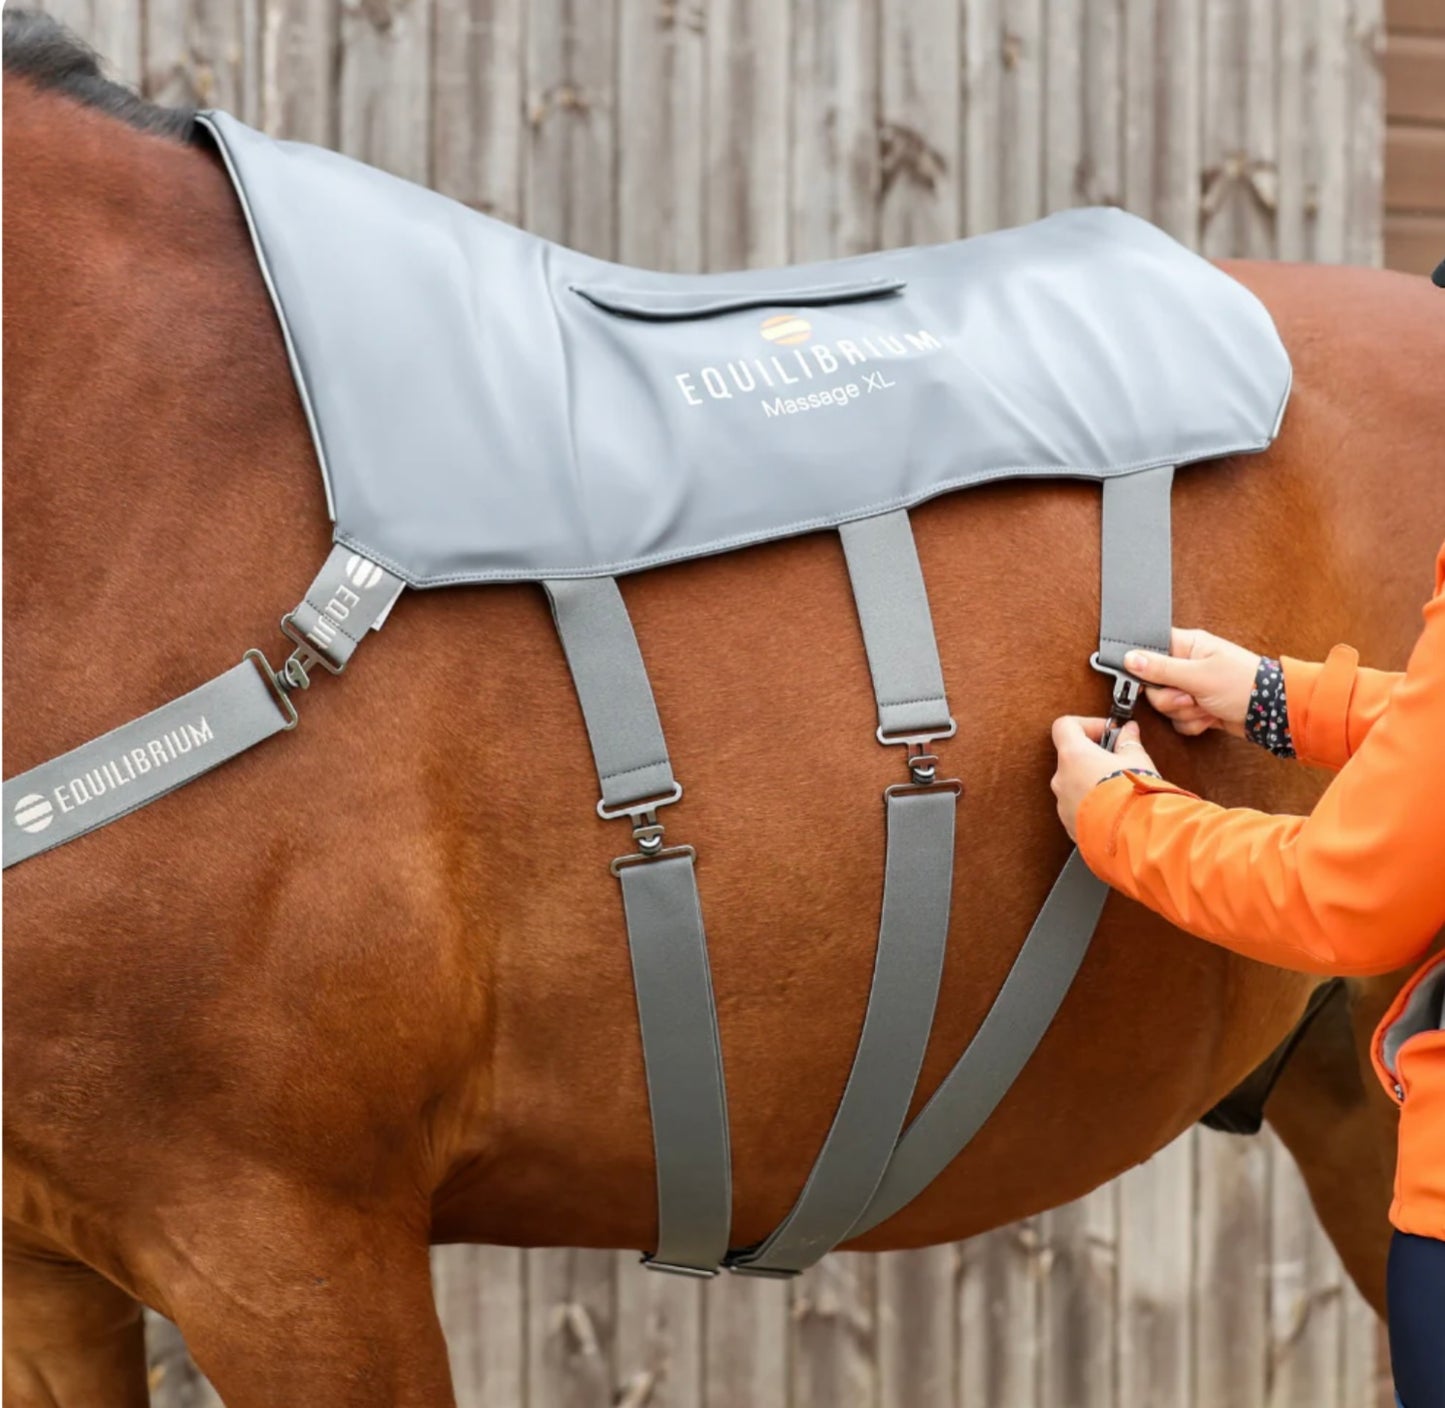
884, 778, 964, 802
611, 844, 696, 878
280, 611, 347, 677
243, 649, 300, 730
1089, 651, 1143, 752
599, 783, 685, 869
876, 719, 959, 788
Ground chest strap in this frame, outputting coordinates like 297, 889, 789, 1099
543, 577, 732, 1277
727, 511, 959, 1275
2, 546, 402, 869
852, 463, 1175, 1237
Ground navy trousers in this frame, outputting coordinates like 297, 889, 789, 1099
1390, 1231, 1445, 1408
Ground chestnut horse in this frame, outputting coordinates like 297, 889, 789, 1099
5, 43, 1441, 1408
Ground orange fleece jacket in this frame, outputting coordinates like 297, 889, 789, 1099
1076, 540, 1445, 1237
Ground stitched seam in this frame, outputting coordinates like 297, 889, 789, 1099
1099, 635, 1162, 655
601, 759, 672, 784
878, 692, 950, 709
301, 593, 365, 647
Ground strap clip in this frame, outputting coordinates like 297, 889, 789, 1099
599, 783, 686, 869
876, 720, 958, 787
1089, 652, 1143, 752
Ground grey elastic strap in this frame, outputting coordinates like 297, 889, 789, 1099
284, 543, 406, 674
2, 547, 402, 871
848, 468, 1176, 1239
619, 853, 733, 1274
1097, 465, 1174, 668
729, 786, 956, 1274
2, 660, 294, 869
543, 577, 731, 1275
848, 849, 1108, 1238
543, 577, 676, 810
838, 511, 953, 737
729, 511, 957, 1275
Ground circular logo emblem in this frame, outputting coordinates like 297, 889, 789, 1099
345, 555, 383, 591
761, 313, 813, 346
13, 793, 54, 834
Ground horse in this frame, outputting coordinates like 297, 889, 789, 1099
5, 23, 1441, 1407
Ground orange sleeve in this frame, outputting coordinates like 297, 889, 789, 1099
1075, 566, 1445, 978
1279, 647, 1403, 771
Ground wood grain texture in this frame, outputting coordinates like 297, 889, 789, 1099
702, 0, 790, 268
432, 1245, 527, 1407
1117, 1134, 1195, 1408
338, 0, 433, 180
789, 0, 880, 261
432, 0, 525, 222
1039, 1184, 1119, 1408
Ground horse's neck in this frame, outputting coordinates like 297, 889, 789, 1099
2, 81, 326, 772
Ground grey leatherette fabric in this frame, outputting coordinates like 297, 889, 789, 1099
199, 111, 1291, 589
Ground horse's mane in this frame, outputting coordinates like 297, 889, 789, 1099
2, 9, 195, 143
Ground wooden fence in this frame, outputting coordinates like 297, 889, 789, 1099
26, 2, 1391, 1405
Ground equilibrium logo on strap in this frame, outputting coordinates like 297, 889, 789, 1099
11, 718, 216, 833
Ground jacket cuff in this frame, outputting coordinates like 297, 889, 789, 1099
1282, 645, 1360, 770
1075, 770, 1196, 884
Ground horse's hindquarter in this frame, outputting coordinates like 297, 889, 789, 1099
5, 83, 1441, 1280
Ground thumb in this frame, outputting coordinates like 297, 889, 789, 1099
1112, 721, 1148, 754
1123, 647, 1203, 692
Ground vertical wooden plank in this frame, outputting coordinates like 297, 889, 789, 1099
702, 1266, 789, 1408
433, 1245, 526, 1408
1039, 1183, 1120, 1408
616, 0, 705, 271
145, 1315, 225, 1408
1347, 0, 1386, 265
36, 0, 144, 88
1121, 0, 1160, 220
1123, 0, 1205, 244
526, 1247, 617, 1408
958, 1220, 1044, 1408
880, 0, 962, 245
703, 0, 790, 269
1082, 0, 1127, 209
431, 0, 525, 222
145, 0, 259, 118
1267, 1143, 1347, 1408
1200, 0, 1279, 256
789, 0, 881, 262
1313, 0, 1353, 261
877, 1246, 957, 1408
790, 1253, 878, 1408
258, 0, 337, 142
1043, 0, 1084, 213
1243, 0, 1283, 257
338, 0, 433, 183
613, 1250, 703, 1408
1275, 0, 1311, 258
999, 0, 1046, 226
524, 0, 618, 255
961, 0, 1002, 235
1339, 1282, 1392, 1408
1118, 1134, 1196, 1408
1194, 1129, 1269, 1408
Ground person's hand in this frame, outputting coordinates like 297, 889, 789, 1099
1124, 628, 1261, 739
1050, 716, 1160, 840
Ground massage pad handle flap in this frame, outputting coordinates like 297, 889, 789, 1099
569, 277, 906, 322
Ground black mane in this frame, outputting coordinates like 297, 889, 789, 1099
2, 9, 195, 142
